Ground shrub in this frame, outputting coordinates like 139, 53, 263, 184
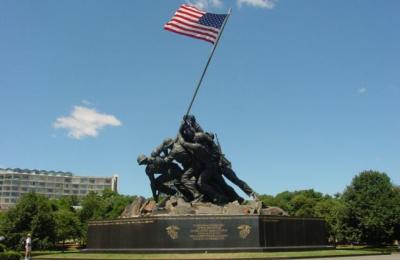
0, 251, 22, 260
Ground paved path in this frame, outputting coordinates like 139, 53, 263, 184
296, 253, 399, 260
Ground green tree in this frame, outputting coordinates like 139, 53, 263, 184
340, 170, 398, 244
274, 191, 295, 213
79, 190, 134, 222
314, 196, 345, 243
52, 195, 80, 212
258, 194, 276, 207
0, 212, 5, 232
290, 190, 324, 217
2, 192, 56, 249
54, 209, 82, 246
79, 192, 106, 222
260, 190, 326, 217
78, 190, 135, 245
100, 189, 135, 219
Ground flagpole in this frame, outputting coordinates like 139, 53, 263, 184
184, 7, 232, 117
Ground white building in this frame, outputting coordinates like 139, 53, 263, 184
0, 168, 118, 210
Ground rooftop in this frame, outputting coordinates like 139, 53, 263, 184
0, 168, 74, 177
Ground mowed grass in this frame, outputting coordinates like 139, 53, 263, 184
32, 248, 387, 259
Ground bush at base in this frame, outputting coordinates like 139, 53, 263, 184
0, 251, 22, 260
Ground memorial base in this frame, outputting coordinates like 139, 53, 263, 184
86, 215, 331, 252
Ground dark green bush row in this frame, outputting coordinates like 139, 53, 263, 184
0, 251, 22, 260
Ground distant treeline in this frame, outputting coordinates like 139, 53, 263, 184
0, 189, 135, 250
258, 170, 400, 245
0, 170, 399, 250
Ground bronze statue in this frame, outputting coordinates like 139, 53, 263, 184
137, 154, 185, 202
137, 115, 257, 205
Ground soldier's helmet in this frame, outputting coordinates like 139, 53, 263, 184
206, 132, 215, 140
137, 154, 147, 165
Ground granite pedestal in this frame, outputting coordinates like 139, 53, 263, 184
86, 215, 331, 252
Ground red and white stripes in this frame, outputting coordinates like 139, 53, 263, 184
164, 4, 220, 44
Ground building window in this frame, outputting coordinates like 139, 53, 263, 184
31, 175, 40, 181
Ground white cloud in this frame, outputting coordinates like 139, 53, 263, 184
187, 0, 223, 10
237, 0, 277, 9
53, 106, 122, 139
358, 87, 367, 94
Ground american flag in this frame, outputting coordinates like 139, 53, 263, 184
164, 4, 228, 44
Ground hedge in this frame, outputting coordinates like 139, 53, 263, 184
0, 251, 22, 260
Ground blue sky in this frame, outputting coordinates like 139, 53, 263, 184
1, 0, 399, 198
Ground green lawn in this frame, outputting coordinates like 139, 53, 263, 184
31, 248, 389, 259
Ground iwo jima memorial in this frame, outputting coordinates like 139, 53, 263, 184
86, 4, 330, 252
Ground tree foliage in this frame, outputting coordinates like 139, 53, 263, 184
0, 190, 135, 250
260, 189, 326, 217
1, 193, 56, 249
79, 189, 134, 222
340, 170, 400, 244
54, 209, 82, 245
259, 171, 400, 245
